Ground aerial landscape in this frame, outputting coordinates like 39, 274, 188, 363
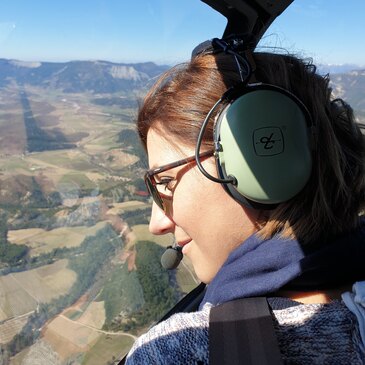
1, 0, 364, 363
0, 59, 199, 365
0, 58, 364, 364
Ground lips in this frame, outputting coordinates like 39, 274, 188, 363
177, 239, 192, 248
177, 239, 192, 255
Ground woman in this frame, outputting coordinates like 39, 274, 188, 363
126, 38, 365, 364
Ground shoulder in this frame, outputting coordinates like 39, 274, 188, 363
126, 298, 362, 365
125, 303, 211, 365
269, 298, 364, 364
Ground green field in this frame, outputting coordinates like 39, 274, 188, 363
176, 263, 200, 294
58, 172, 96, 190
63, 309, 83, 321
8, 221, 109, 256
131, 224, 173, 247
0, 157, 29, 171
0, 259, 76, 321
82, 334, 134, 365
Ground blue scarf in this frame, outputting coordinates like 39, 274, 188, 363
200, 222, 365, 308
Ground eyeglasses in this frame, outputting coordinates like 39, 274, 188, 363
144, 150, 214, 212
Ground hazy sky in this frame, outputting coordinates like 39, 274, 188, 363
0, 0, 364, 66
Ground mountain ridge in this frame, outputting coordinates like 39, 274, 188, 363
0, 58, 169, 93
0, 58, 364, 119
318, 63, 365, 75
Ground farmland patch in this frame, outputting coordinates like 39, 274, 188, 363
131, 224, 173, 247
81, 334, 134, 365
8, 221, 108, 256
0, 259, 76, 321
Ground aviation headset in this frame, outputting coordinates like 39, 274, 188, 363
193, 37, 314, 210
161, 37, 314, 270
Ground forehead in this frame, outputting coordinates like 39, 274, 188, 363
146, 129, 194, 169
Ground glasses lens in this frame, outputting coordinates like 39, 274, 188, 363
144, 174, 164, 211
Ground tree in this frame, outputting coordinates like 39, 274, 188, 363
0, 209, 8, 245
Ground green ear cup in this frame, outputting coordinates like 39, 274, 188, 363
215, 85, 312, 205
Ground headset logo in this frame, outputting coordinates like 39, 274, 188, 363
253, 127, 284, 156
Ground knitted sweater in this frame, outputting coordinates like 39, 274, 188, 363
126, 298, 364, 364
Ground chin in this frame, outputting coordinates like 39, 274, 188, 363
194, 267, 214, 284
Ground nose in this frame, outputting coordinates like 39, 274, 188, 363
149, 202, 174, 235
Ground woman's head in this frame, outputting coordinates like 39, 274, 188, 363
146, 128, 260, 282
137, 49, 365, 281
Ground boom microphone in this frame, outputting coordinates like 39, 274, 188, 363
161, 242, 183, 270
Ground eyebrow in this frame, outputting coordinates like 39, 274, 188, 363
148, 155, 197, 175
147, 150, 214, 176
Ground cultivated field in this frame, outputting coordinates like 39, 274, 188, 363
0, 314, 31, 344
130, 224, 173, 247
40, 303, 135, 364
10, 340, 62, 365
81, 334, 134, 365
8, 221, 109, 256
0, 259, 76, 321
0, 85, 138, 199
77, 301, 106, 329
106, 201, 149, 215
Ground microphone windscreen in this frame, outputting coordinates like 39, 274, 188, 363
161, 247, 183, 270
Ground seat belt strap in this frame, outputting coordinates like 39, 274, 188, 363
209, 297, 283, 365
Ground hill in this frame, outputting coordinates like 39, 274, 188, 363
330, 69, 365, 120
0, 59, 168, 93
0, 59, 364, 116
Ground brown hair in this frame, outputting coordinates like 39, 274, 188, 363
137, 51, 365, 244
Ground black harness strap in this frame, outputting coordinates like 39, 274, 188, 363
209, 297, 283, 365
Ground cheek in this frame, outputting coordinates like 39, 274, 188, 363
173, 171, 221, 232
172, 181, 201, 221
171, 172, 206, 222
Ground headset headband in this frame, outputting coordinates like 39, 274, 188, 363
191, 34, 256, 58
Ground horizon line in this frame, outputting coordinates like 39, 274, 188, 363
1, 57, 365, 70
